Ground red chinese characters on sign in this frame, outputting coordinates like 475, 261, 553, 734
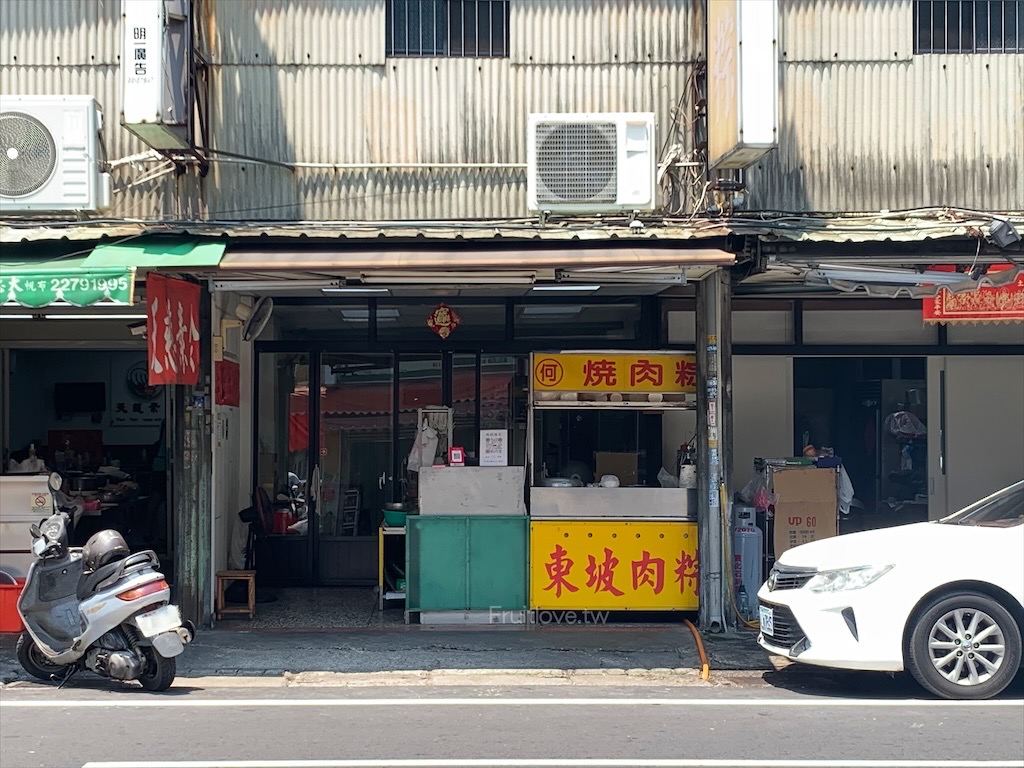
543, 545, 579, 597
583, 359, 617, 387
147, 274, 201, 386
674, 359, 697, 389
585, 548, 625, 596
674, 551, 699, 596
631, 551, 665, 594
630, 359, 663, 387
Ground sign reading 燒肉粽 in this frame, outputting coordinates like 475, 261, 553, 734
532, 352, 697, 394
0, 267, 135, 308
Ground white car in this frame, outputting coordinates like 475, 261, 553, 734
757, 480, 1024, 699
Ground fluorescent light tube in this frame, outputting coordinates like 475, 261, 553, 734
322, 287, 390, 295
531, 285, 600, 292
211, 279, 342, 292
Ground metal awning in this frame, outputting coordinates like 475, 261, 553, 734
0, 237, 225, 308
86, 237, 225, 268
218, 246, 735, 272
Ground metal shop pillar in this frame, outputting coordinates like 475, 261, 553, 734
696, 268, 733, 632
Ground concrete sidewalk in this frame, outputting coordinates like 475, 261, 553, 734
0, 624, 772, 687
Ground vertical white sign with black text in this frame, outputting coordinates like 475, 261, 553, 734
121, 0, 163, 124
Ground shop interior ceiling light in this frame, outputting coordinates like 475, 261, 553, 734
321, 287, 391, 295
531, 284, 600, 292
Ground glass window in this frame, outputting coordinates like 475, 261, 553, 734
514, 301, 642, 342
914, 1, 1022, 54
377, 302, 506, 342
387, 0, 510, 57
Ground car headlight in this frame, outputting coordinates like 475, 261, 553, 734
806, 565, 894, 593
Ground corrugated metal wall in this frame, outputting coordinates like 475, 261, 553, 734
747, 0, 1024, 212
1, 0, 1020, 220
0, 0, 189, 218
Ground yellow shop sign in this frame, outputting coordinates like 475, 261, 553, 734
532, 352, 697, 393
529, 521, 699, 611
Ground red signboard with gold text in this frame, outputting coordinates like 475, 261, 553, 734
533, 352, 697, 394
147, 274, 201, 386
923, 271, 1024, 324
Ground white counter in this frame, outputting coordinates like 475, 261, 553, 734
418, 466, 527, 515
530, 485, 696, 520
0, 474, 52, 577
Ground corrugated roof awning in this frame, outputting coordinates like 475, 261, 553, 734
219, 246, 735, 272
0, 237, 224, 308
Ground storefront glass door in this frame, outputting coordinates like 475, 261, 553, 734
255, 351, 314, 585
316, 354, 394, 584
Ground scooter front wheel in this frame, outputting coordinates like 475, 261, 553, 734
137, 647, 176, 692
16, 632, 68, 682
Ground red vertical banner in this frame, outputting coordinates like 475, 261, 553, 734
147, 274, 201, 386
215, 360, 240, 407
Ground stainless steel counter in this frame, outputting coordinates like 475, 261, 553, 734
529, 486, 696, 520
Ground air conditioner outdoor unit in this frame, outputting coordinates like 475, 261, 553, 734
0, 95, 112, 213
527, 112, 656, 214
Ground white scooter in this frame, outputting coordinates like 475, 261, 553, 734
16, 472, 194, 691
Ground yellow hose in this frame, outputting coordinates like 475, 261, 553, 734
720, 482, 761, 631
684, 619, 711, 681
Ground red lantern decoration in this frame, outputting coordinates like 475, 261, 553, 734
426, 303, 461, 339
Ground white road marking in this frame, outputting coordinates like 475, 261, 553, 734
79, 759, 1024, 768
4, 696, 1022, 710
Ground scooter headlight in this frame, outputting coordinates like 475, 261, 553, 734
806, 565, 894, 593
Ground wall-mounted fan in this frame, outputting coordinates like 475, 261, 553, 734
220, 296, 273, 342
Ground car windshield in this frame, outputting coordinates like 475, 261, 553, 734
940, 481, 1024, 528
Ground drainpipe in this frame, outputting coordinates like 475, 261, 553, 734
696, 268, 731, 632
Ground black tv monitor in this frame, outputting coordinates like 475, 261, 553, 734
54, 382, 106, 414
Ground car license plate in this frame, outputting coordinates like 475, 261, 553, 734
135, 604, 181, 638
759, 604, 774, 636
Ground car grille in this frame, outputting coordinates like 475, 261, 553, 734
769, 567, 815, 591
761, 601, 806, 649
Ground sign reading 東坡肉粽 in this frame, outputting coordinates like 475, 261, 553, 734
532, 352, 697, 393
530, 521, 699, 611
0, 268, 135, 308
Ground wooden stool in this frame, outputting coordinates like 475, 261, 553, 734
215, 570, 256, 620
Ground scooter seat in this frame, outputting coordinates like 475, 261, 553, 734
77, 560, 124, 600
76, 551, 160, 600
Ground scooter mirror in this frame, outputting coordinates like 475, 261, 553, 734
47, 471, 62, 493
29, 523, 41, 538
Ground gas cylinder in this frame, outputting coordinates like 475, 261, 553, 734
732, 504, 763, 618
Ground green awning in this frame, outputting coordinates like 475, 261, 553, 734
1, 237, 224, 308
84, 237, 225, 268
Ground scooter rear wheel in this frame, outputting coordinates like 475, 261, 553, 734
137, 647, 176, 692
16, 632, 67, 682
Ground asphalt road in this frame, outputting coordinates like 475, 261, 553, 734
1, 676, 1023, 768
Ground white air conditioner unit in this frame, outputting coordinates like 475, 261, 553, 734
527, 112, 656, 214
0, 95, 112, 213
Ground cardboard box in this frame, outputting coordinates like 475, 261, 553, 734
595, 452, 639, 486
771, 466, 838, 558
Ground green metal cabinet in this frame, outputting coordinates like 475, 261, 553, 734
406, 515, 527, 612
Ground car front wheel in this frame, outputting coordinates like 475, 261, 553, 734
907, 591, 1022, 700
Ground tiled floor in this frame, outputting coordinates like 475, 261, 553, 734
218, 587, 407, 629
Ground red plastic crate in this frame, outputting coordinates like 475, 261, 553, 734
0, 579, 26, 633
